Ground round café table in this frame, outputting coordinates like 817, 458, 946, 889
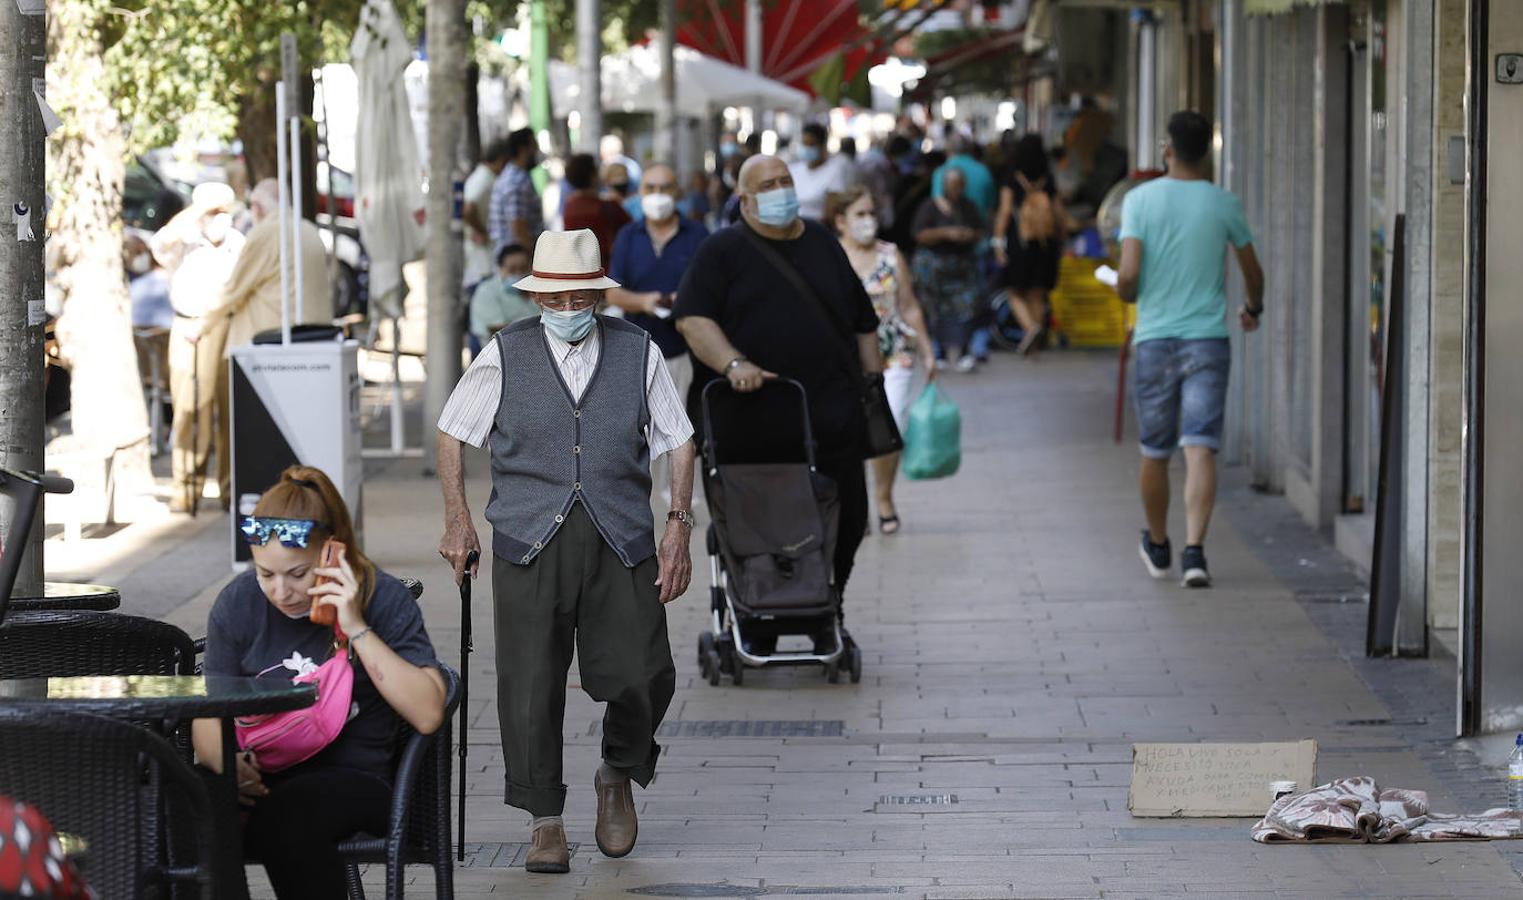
7, 582, 121, 614
0, 674, 315, 899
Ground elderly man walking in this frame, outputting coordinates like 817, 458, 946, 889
674, 154, 884, 653
436, 229, 695, 874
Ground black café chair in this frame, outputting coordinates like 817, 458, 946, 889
0, 707, 216, 898
0, 610, 197, 678
338, 662, 460, 900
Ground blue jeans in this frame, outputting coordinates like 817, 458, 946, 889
1132, 338, 1230, 459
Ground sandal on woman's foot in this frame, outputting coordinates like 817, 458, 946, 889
879, 515, 901, 535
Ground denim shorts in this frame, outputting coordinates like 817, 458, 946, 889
1132, 338, 1231, 459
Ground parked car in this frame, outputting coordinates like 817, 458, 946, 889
122, 157, 189, 232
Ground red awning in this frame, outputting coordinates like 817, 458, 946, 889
677, 0, 884, 97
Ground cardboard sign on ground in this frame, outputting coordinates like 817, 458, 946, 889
1128, 740, 1318, 817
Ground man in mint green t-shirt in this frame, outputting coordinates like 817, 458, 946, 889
1117, 110, 1265, 589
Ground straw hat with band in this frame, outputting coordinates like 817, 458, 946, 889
512, 229, 621, 293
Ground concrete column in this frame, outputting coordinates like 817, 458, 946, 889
1398, 0, 1434, 653
1426, 0, 1468, 633
1287, 4, 1351, 530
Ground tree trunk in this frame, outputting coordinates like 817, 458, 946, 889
238, 82, 280, 185
48, 0, 152, 520
422, 0, 467, 474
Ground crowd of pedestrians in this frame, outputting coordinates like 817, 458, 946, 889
184, 104, 1269, 894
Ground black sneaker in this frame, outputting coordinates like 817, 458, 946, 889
1139, 531, 1171, 579
1181, 545, 1211, 588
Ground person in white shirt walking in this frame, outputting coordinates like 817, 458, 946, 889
462, 139, 513, 290
435, 229, 695, 875
789, 122, 856, 223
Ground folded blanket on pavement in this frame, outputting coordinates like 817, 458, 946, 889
1251, 776, 1523, 843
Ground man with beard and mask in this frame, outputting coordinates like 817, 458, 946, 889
435, 229, 696, 875
606, 163, 710, 504
673, 154, 884, 653
490, 127, 545, 254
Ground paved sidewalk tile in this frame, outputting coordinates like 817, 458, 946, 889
134, 353, 1523, 899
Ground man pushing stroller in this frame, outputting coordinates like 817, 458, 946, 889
436, 228, 696, 874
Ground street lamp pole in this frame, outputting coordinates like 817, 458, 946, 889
576, 0, 602, 151
0, 0, 47, 592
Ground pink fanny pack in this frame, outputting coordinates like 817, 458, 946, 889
235, 649, 354, 772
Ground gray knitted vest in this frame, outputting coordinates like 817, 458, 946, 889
484, 316, 654, 567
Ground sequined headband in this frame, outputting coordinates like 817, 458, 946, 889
239, 516, 324, 549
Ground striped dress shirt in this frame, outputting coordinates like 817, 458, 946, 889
437, 323, 694, 458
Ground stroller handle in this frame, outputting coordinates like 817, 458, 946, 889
700, 376, 818, 470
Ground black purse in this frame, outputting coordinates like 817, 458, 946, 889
739, 226, 904, 459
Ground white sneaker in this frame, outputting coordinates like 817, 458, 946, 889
955, 355, 977, 373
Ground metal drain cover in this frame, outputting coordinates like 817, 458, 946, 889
591, 720, 846, 738
629, 886, 766, 897
877, 793, 958, 806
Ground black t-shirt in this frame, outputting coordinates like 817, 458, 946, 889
674, 220, 879, 461
204, 569, 439, 779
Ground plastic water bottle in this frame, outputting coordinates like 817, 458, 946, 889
1509, 734, 1523, 810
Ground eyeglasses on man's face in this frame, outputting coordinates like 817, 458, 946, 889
534, 291, 601, 311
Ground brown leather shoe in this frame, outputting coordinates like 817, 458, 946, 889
525, 823, 570, 874
594, 770, 638, 858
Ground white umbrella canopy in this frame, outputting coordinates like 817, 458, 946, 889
549, 44, 811, 119
351, 0, 424, 319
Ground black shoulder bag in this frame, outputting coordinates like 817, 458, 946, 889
739, 226, 904, 458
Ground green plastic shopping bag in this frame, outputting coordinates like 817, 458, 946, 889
901, 382, 961, 480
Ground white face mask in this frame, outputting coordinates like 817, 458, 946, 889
203, 212, 233, 245
129, 253, 152, 275
640, 192, 676, 222
849, 216, 878, 246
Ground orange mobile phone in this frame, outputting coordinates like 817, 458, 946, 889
309, 539, 345, 627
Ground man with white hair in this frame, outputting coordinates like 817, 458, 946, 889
162, 178, 328, 513
217, 178, 330, 347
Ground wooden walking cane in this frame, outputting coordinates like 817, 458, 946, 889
458, 549, 479, 861
188, 335, 200, 517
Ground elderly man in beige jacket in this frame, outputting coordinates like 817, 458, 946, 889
160, 178, 329, 513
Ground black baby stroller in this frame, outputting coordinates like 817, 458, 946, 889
696, 378, 863, 686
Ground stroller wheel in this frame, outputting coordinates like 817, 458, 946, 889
848, 645, 863, 684
724, 645, 744, 686
705, 649, 722, 686
697, 632, 715, 668
824, 660, 841, 684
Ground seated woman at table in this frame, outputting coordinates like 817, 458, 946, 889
192, 465, 446, 899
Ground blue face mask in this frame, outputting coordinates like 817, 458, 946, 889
720, 141, 739, 158
800, 145, 822, 164
541, 306, 596, 342
753, 187, 799, 227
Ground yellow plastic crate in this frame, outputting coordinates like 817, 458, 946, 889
1049, 257, 1130, 348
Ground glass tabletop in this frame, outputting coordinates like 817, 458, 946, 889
7, 582, 122, 612
0, 674, 315, 719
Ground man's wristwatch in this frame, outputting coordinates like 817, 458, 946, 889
724, 355, 748, 374
1243, 304, 1264, 319
667, 509, 696, 528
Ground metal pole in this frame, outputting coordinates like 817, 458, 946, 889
746, 0, 762, 73
290, 117, 305, 325
315, 67, 338, 305
276, 83, 293, 346
575, 0, 602, 152
1137, 15, 1156, 170
657, 0, 678, 162
0, 0, 47, 593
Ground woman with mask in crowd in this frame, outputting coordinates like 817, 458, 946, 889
194, 466, 446, 898
911, 166, 986, 373
830, 186, 936, 534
